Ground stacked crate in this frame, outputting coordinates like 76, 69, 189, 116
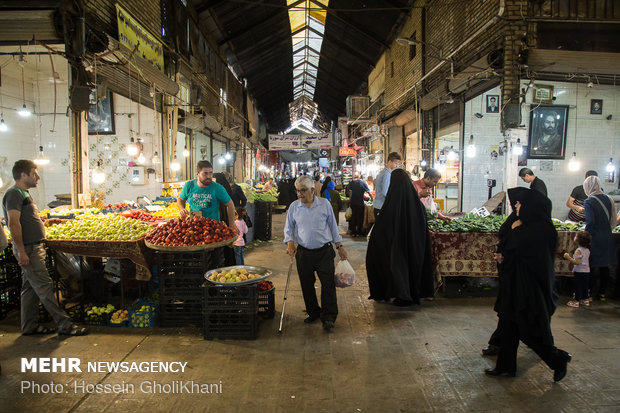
0, 245, 21, 320
203, 285, 259, 340
254, 201, 274, 241
156, 250, 217, 327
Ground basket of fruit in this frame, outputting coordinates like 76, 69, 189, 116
84, 304, 116, 326
204, 265, 272, 286
144, 216, 237, 251
108, 309, 129, 327
129, 300, 158, 328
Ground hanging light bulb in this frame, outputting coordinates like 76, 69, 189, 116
420, 159, 428, 167
0, 118, 7, 132
33, 145, 50, 166
218, 157, 225, 165
152, 151, 161, 164
466, 135, 476, 158
127, 136, 139, 156
513, 138, 523, 156
606, 158, 615, 173
224, 152, 232, 160
18, 103, 31, 117
170, 154, 181, 171
568, 152, 580, 171
137, 152, 146, 164
92, 159, 106, 184
183, 145, 190, 157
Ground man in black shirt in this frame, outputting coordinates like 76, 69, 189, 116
566, 170, 598, 221
346, 174, 372, 237
519, 168, 547, 196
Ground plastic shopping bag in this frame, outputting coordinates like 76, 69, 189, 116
334, 259, 355, 288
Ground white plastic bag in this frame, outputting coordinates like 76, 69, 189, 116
334, 259, 355, 288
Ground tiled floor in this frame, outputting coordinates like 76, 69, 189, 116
1, 212, 619, 412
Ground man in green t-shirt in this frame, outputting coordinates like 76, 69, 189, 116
2, 160, 88, 336
177, 160, 235, 228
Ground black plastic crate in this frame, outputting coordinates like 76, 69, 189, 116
0, 245, 21, 285
155, 250, 217, 277
203, 285, 258, 312
258, 288, 275, 319
0, 284, 20, 320
203, 310, 259, 340
159, 300, 203, 327
160, 273, 205, 300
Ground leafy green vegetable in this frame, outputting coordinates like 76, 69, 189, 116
428, 214, 506, 233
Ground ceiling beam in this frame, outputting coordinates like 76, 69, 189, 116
217, 6, 292, 46
306, 25, 376, 67
309, 0, 389, 49
194, 0, 227, 14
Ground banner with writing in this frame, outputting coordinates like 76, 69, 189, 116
269, 133, 332, 150
116, 4, 164, 72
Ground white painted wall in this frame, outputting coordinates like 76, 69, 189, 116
462, 82, 620, 218
88, 93, 164, 204
0, 53, 71, 209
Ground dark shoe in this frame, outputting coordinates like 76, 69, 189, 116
482, 345, 500, 356
23, 325, 57, 336
58, 324, 89, 336
484, 368, 515, 378
553, 352, 572, 382
304, 315, 320, 324
322, 320, 334, 332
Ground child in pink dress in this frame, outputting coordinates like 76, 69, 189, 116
233, 207, 248, 265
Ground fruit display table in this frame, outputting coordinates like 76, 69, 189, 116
428, 230, 577, 279
45, 239, 154, 280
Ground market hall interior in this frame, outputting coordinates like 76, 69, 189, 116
1, 213, 620, 412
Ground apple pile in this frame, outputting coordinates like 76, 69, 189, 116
145, 216, 236, 247
121, 210, 164, 223
207, 268, 263, 283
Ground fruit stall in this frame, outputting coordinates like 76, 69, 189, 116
427, 215, 586, 280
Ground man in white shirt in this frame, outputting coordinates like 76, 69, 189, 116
373, 152, 402, 218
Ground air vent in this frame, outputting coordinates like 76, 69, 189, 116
346, 96, 371, 121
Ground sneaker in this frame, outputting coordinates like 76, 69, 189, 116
579, 300, 590, 307
566, 300, 579, 308
587, 296, 593, 302
600, 294, 607, 302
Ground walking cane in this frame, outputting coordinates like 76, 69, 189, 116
278, 256, 294, 334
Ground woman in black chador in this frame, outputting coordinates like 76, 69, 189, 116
486, 189, 571, 381
365, 169, 433, 306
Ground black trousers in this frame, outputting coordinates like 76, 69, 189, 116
295, 245, 338, 322
373, 208, 380, 220
495, 316, 564, 373
590, 267, 610, 297
350, 205, 364, 235
574, 272, 589, 301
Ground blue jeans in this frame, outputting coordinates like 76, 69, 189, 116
234, 246, 244, 265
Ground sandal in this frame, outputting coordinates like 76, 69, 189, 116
23, 325, 57, 335
58, 324, 89, 336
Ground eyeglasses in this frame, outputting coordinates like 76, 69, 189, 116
295, 188, 310, 193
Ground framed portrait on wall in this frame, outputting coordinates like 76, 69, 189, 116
532, 84, 554, 104
88, 91, 115, 135
486, 95, 499, 113
527, 105, 568, 160
590, 99, 603, 115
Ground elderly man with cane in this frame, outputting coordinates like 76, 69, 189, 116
283, 175, 347, 332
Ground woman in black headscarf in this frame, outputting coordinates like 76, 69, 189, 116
365, 169, 433, 306
485, 189, 571, 381
483, 187, 528, 356
213, 172, 236, 266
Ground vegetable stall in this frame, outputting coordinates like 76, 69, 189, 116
428, 214, 586, 281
